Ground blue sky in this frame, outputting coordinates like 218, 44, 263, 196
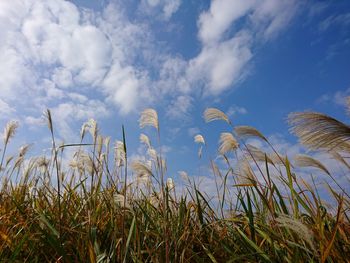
1, 0, 350, 191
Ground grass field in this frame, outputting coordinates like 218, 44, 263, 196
0, 107, 349, 262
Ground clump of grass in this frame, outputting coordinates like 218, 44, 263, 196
0, 105, 349, 262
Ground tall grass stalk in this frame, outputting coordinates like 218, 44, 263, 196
0, 107, 349, 262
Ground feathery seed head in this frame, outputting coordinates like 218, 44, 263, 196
139, 108, 159, 130
245, 144, 273, 164
194, 134, 205, 144
276, 214, 316, 252
36, 156, 49, 169
97, 135, 103, 155
137, 174, 151, 185
81, 119, 98, 141
3, 120, 19, 145
178, 171, 189, 181
104, 136, 111, 149
115, 140, 126, 167
166, 177, 175, 190
238, 160, 256, 186
131, 160, 153, 177
204, 108, 230, 124
19, 144, 31, 157
218, 132, 239, 155
140, 133, 151, 148
44, 109, 53, 133
288, 111, 350, 152
147, 148, 157, 160
294, 154, 330, 175
234, 126, 267, 142
194, 134, 205, 158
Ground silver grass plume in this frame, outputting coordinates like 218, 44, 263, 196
194, 134, 205, 158
115, 141, 126, 167
104, 136, 111, 150
140, 133, 151, 148
97, 135, 104, 156
294, 154, 330, 175
147, 148, 157, 161
269, 152, 287, 165
19, 144, 31, 157
276, 214, 316, 252
237, 159, 257, 186
245, 144, 273, 164
3, 121, 19, 145
234, 125, 267, 142
166, 177, 175, 190
203, 108, 231, 124
194, 134, 205, 144
136, 173, 151, 185
178, 171, 189, 182
69, 152, 92, 174
131, 160, 153, 178
329, 151, 350, 170
139, 108, 159, 130
288, 111, 350, 153
36, 156, 50, 169
44, 109, 53, 134
5, 156, 14, 167
12, 144, 31, 170
218, 132, 239, 155
81, 119, 98, 141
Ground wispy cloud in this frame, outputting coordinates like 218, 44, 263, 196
317, 87, 350, 108
166, 95, 192, 119
0, 99, 15, 119
319, 12, 350, 31
139, 0, 182, 20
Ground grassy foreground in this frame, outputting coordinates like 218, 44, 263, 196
0, 107, 349, 262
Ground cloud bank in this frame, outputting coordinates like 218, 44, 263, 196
0, 0, 299, 139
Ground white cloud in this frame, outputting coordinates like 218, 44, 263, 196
0, 99, 15, 119
140, 0, 181, 20
158, 56, 190, 95
198, 0, 255, 44
0, 0, 300, 139
52, 68, 73, 88
0, 0, 153, 139
188, 0, 298, 96
103, 64, 150, 115
227, 105, 248, 117
188, 31, 252, 95
188, 127, 200, 137
49, 100, 110, 141
163, 0, 181, 20
24, 116, 45, 127
249, 0, 299, 39
317, 87, 350, 108
166, 95, 192, 119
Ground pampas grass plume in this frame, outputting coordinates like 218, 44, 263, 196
204, 108, 230, 124
235, 125, 267, 142
218, 132, 238, 155
140, 133, 151, 148
194, 134, 205, 144
139, 108, 159, 130
294, 154, 330, 175
3, 120, 19, 145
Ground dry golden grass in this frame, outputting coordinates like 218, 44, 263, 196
0, 106, 349, 262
